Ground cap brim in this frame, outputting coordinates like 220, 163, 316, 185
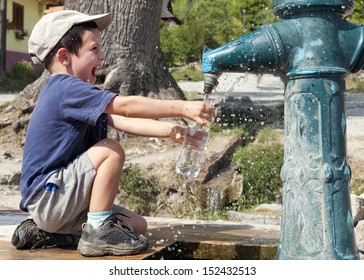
76, 13, 112, 31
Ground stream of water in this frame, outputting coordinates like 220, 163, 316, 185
178, 74, 250, 214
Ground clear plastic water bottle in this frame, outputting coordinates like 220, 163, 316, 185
176, 95, 211, 178
175, 121, 210, 178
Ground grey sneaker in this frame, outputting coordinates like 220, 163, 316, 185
77, 215, 148, 257
11, 218, 79, 250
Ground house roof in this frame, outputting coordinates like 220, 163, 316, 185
161, 0, 182, 25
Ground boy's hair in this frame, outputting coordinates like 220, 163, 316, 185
44, 22, 99, 69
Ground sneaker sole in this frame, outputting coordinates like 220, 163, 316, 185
78, 238, 148, 257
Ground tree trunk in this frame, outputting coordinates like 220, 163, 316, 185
65, 0, 185, 99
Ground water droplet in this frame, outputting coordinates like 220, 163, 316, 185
156, 239, 165, 245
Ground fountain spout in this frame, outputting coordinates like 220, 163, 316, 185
202, 0, 364, 260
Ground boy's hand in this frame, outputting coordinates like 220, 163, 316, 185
169, 125, 209, 149
183, 101, 214, 126
169, 126, 186, 145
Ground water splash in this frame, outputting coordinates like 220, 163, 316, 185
207, 188, 225, 215
210, 73, 247, 106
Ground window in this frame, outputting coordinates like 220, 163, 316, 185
12, 3, 24, 31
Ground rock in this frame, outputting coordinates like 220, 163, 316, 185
254, 203, 282, 215
0, 178, 7, 185
213, 95, 280, 129
2, 152, 12, 159
11, 118, 30, 133
355, 220, 364, 254
214, 96, 254, 127
8, 172, 21, 186
351, 193, 364, 226
198, 133, 244, 183
189, 166, 244, 213
226, 210, 281, 225
226, 165, 244, 202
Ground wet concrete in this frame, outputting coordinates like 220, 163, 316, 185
0, 210, 280, 260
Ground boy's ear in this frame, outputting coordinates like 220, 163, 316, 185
56, 48, 70, 65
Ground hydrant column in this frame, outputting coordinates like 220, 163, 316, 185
272, 0, 362, 260
279, 76, 357, 259
202, 0, 364, 259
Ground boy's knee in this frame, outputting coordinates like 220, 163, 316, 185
104, 139, 124, 157
87, 139, 125, 168
134, 216, 148, 235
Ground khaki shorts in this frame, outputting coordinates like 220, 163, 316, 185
27, 152, 123, 235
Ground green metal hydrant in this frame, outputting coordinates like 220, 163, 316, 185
202, 0, 364, 259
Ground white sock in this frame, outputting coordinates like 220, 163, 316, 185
86, 210, 113, 229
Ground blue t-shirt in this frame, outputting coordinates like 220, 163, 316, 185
19, 74, 117, 211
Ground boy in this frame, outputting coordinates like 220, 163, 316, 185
11, 10, 213, 257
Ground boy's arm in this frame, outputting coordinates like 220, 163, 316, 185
107, 114, 185, 144
105, 96, 213, 126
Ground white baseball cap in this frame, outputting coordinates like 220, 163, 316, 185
28, 10, 112, 64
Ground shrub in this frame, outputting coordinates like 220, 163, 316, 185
231, 129, 284, 210
9, 60, 34, 79
0, 60, 43, 92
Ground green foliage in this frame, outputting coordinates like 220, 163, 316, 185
161, 0, 276, 66
0, 60, 43, 92
118, 166, 160, 215
348, 0, 364, 24
9, 60, 33, 79
231, 128, 284, 210
161, 0, 364, 67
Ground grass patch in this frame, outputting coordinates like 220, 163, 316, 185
209, 122, 247, 136
171, 67, 204, 82
118, 166, 160, 216
255, 127, 284, 144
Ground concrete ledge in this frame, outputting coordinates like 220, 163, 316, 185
0, 211, 280, 260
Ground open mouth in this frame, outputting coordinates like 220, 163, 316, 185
91, 67, 98, 78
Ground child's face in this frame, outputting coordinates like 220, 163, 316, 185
69, 28, 104, 84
